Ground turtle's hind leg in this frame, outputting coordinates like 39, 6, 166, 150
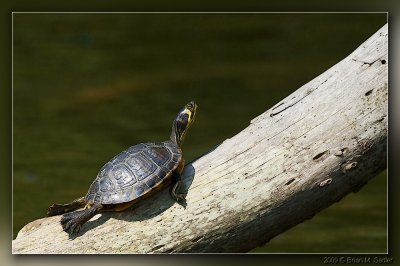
61, 203, 104, 236
47, 197, 86, 216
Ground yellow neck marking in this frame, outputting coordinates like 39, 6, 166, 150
182, 108, 192, 123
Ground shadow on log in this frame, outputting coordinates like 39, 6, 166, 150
12, 24, 388, 254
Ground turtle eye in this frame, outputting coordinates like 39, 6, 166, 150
186, 101, 196, 111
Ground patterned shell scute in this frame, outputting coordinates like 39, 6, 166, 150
85, 141, 181, 204
126, 153, 157, 181
112, 164, 137, 188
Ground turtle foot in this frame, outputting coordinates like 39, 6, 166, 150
172, 192, 186, 202
61, 211, 84, 236
47, 203, 68, 217
60, 203, 103, 238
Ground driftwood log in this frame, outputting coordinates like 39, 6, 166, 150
12, 24, 388, 254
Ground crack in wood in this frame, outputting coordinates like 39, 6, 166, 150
270, 77, 330, 117
352, 57, 384, 67
365, 89, 374, 96
285, 178, 295, 186
313, 150, 329, 161
270, 96, 306, 117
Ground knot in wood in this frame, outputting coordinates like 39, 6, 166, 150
340, 161, 358, 173
319, 178, 332, 188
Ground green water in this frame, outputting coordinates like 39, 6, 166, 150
13, 13, 387, 252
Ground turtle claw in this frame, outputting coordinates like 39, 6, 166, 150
170, 177, 187, 202
61, 212, 83, 236
171, 190, 187, 208
69, 223, 81, 235
172, 192, 186, 202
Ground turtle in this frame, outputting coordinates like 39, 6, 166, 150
47, 101, 197, 236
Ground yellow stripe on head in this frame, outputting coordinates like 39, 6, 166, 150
182, 108, 193, 123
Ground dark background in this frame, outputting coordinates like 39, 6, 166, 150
11, 13, 387, 253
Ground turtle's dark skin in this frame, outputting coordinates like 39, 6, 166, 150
47, 101, 197, 237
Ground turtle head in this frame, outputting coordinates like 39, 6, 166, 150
171, 101, 197, 147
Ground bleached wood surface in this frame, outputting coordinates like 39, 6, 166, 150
12, 24, 388, 254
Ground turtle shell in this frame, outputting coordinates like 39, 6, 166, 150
85, 141, 181, 204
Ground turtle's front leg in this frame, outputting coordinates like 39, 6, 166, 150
170, 171, 186, 202
170, 160, 186, 202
